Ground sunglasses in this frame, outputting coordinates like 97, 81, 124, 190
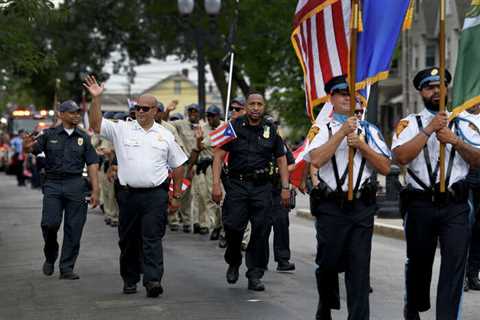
232, 107, 244, 112
354, 110, 364, 115
135, 105, 155, 112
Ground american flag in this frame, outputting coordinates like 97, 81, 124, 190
208, 122, 237, 148
291, 0, 351, 119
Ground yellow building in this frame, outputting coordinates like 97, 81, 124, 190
143, 72, 222, 115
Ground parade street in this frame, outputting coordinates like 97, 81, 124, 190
0, 174, 478, 320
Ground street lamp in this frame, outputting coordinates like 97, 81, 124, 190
177, 0, 222, 115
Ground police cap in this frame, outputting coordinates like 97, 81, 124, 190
187, 104, 200, 112
206, 105, 221, 116
59, 100, 81, 113
157, 102, 165, 112
413, 67, 452, 91
324, 75, 349, 95
231, 96, 246, 106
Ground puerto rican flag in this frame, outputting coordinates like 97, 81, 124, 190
209, 122, 237, 148
169, 178, 191, 194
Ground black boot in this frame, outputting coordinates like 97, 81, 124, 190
315, 270, 332, 320
467, 270, 480, 290
403, 305, 420, 320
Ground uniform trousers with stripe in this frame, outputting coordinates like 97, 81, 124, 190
311, 197, 375, 320
403, 199, 469, 319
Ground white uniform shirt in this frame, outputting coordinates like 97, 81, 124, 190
100, 119, 187, 188
391, 108, 480, 189
305, 118, 390, 192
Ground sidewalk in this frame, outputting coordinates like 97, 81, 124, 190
296, 209, 405, 240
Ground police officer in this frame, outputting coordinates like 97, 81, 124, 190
267, 139, 296, 272
305, 76, 391, 320
24, 100, 100, 280
155, 101, 187, 232
172, 104, 207, 234
212, 91, 290, 291
464, 106, 480, 291
392, 67, 480, 319
190, 105, 224, 240
85, 76, 187, 297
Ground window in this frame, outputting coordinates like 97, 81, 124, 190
425, 44, 436, 67
174, 80, 181, 95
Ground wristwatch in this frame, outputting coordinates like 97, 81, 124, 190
282, 185, 290, 190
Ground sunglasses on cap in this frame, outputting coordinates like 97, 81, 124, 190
135, 105, 155, 112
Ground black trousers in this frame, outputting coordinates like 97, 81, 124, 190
222, 179, 272, 279
404, 200, 469, 319
468, 188, 480, 274
41, 177, 88, 273
13, 154, 25, 186
312, 198, 375, 320
265, 188, 291, 264
116, 186, 168, 286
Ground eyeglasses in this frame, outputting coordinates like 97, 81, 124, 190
135, 105, 155, 112
232, 107, 244, 112
354, 110, 364, 115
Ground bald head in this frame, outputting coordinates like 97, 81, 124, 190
137, 94, 158, 107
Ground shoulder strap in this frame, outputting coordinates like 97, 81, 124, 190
354, 128, 368, 193
445, 121, 457, 187
327, 123, 344, 192
415, 115, 435, 189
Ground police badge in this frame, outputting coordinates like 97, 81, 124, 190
77, 137, 84, 146
263, 126, 270, 139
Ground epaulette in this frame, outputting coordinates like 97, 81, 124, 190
395, 119, 409, 137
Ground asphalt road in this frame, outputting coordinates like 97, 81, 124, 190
0, 174, 479, 320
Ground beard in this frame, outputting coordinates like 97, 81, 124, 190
422, 95, 448, 112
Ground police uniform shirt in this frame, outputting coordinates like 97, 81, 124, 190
305, 118, 390, 192
391, 108, 480, 189
100, 119, 188, 188
172, 119, 198, 156
31, 125, 99, 175
221, 116, 286, 173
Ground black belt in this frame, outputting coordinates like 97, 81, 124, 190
117, 180, 169, 192
228, 171, 270, 182
45, 173, 82, 180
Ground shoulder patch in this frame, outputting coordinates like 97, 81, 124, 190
306, 126, 320, 142
469, 122, 480, 134
395, 120, 409, 137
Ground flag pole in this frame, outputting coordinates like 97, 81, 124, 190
224, 0, 240, 122
439, 0, 446, 193
347, 0, 360, 201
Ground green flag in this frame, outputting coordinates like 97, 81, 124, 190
452, 1, 480, 118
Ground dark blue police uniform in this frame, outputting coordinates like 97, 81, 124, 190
221, 115, 285, 287
32, 124, 98, 275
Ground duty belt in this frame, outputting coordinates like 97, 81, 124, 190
45, 172, 82, 180
228, 169, 271, 182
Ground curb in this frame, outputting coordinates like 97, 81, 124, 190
295, 209, 405, 240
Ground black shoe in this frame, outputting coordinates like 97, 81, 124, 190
403, 305, 420, 320
226, 265, 239, 284
183, 225, 191, 233
219, 236, 227, 248
464, 276, 470, 292
110, 221, 118, 228
198, 227, 209, 235
468, 275, 480, 290
276, 261, 295, 272
123, 282, 137, 294
315, 306, 332, 320
104, 218, 111, 225
193, 223, 201, 234
145, 281, 163, 298
210, 228, 221, 240
170, 224, 180, 232
42, 261, 54, 276
248, 278, 265, 291
59, 272, 80, 280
